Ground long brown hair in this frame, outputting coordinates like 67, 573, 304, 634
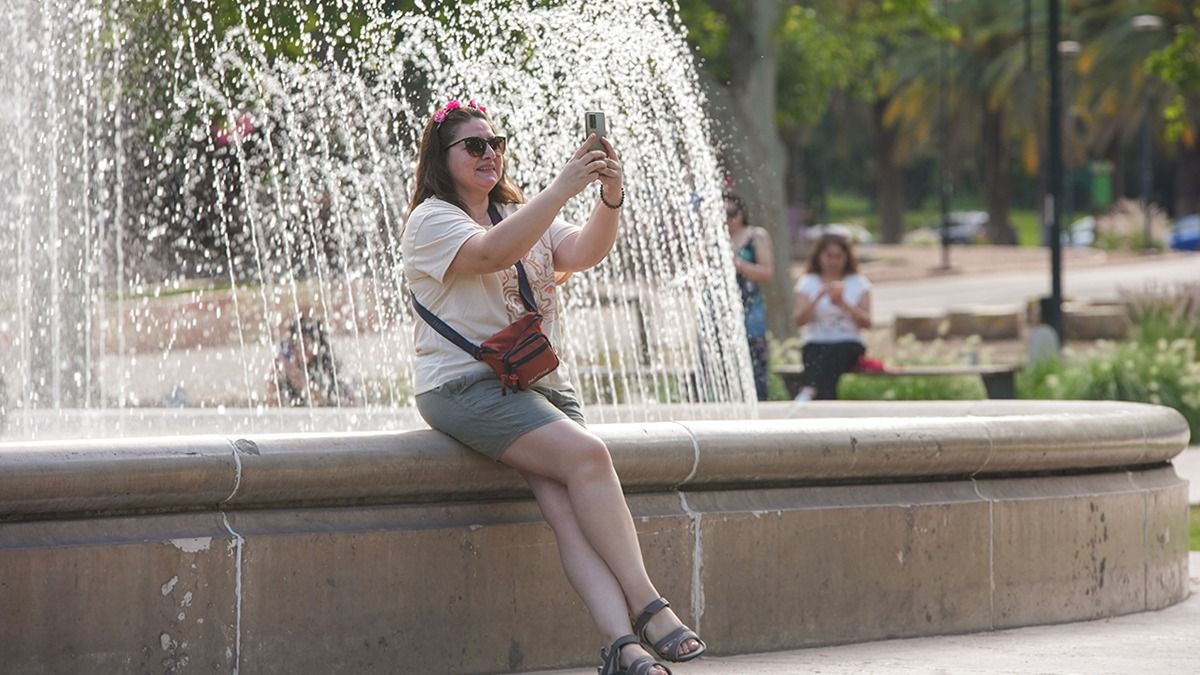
723, 191, 750, 227
408, 104, 525, 216
805, 232, 859, 276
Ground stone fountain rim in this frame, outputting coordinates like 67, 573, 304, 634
0, 399, 1188, 520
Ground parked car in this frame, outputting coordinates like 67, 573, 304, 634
805, 223, 874, 245
944, 211, 987, 244
1065, 216, 1096, 247
1170, 214, 1200, 251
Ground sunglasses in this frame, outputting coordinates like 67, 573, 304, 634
444, 135, 506, 157
725, 207, 741, 218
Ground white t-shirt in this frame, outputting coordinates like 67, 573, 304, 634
402, 197, 581, 394
794, 273, 871, 344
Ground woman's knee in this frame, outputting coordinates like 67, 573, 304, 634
571, 435, 615, 478
504, 422, 615, 485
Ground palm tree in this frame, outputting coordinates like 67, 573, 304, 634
885, 0, 1054, 245
1074, 1, 1198, 217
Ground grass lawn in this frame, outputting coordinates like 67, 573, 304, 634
1192, 505, 1200, 552
823, 192, 1083, 248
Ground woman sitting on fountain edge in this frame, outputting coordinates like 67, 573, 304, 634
401, 99, 705, 674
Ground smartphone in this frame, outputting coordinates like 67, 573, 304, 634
584, 111, 607, 152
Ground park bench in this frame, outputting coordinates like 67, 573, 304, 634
774, 363, 1023, 400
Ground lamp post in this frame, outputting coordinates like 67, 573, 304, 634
1044, 0, 1065, 341
1132, 15, 1165, 252
1058, 40, 1081, 247
937, 0, 952, 270
1139, 107, 1154, 250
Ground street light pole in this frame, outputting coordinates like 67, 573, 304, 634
1059, 40, 1080, 247
1132, 15, 1165, 252
1045, 0, 1064, 341
1140, 109, 1154, 250
938, 0, 951, 270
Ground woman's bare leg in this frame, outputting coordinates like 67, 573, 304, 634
523, 472, 666, 672
503, 421, 699, 660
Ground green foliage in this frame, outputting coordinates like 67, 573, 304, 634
823, 190, 1051, 248
1094, 231, 1164, 253
1146, 9, 1200, 141
779, 1, 949, 130
767, 370, 791, 401
677, 0, 947, 130
1017, 340, 1200, 443
1008, 210, 1044, 248
768, 331, 990, 401
676, 1, 732, 83
1124, 282, 1200, 351
839, 373, 984, 401
1190, 506, 1200, 552
1020, 284, 1200, 442
840, 333, 988, 401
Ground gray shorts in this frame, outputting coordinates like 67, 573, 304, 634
415, 371, 586, 461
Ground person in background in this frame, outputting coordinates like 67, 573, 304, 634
724, 191, 774, 401
403, 99, 703, 675
269, 317, 349, 407
792, 232, 872, 401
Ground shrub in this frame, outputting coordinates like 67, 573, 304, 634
1091, 198, 1171, 251
839, 334, 989, 401
839, 373, 985, 401
1019, 283, 1200, 442
1123, 282, 1200, 351
1018, 339, 1200, 442
769, 333, 992, 401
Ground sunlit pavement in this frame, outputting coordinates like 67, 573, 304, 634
1177, 445, 1200, 505
535, 558, 1199, 675
533, 448, 1199, 675
872, 254, 1200, 325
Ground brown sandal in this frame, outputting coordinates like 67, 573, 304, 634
632, 598, 707, 663
597, 634, 672, 675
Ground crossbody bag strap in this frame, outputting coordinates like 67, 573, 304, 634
488, 204, 540, 315
513, 260, 538, 314
409, 292, 485, 359
487, 202, 539, 314
409, 202, 540, 359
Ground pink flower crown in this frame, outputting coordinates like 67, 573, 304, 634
433, 99, 488, 125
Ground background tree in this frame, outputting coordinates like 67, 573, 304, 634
677, 0, 943, 337
1145, 5, 1200, 215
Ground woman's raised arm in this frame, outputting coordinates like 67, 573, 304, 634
448, 140, 609, 275
553, 136, 624, 272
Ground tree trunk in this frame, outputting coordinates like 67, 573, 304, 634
874, 97, 905, 244
710, 1, 792, 340
1174, 139, 1200, 217
982, 104, 1018, 245
785, 135, 810, 260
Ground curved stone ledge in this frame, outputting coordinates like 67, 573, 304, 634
0, 401, 1190, 674
0, 401, 1187, 517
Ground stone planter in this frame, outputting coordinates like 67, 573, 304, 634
947, 305, 1022, 340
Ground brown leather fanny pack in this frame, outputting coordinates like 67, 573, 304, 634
479, 310, 559, 392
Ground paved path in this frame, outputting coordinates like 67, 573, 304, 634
535, 561, 1198, 675
1178, 445, 1200, 505
536, 554, 1198, 674
872, 253, 1199, 324
533, 449, 1198, 675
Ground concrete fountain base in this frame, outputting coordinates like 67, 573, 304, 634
0, 401, 1190, 674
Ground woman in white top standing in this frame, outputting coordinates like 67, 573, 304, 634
402, 99, 703, 675
792, 232, 872, 401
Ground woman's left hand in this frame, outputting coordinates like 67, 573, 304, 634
597, 136, 624, 202
826, 281, 846, 306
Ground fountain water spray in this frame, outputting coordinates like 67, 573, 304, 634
0, 0, 755, 439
